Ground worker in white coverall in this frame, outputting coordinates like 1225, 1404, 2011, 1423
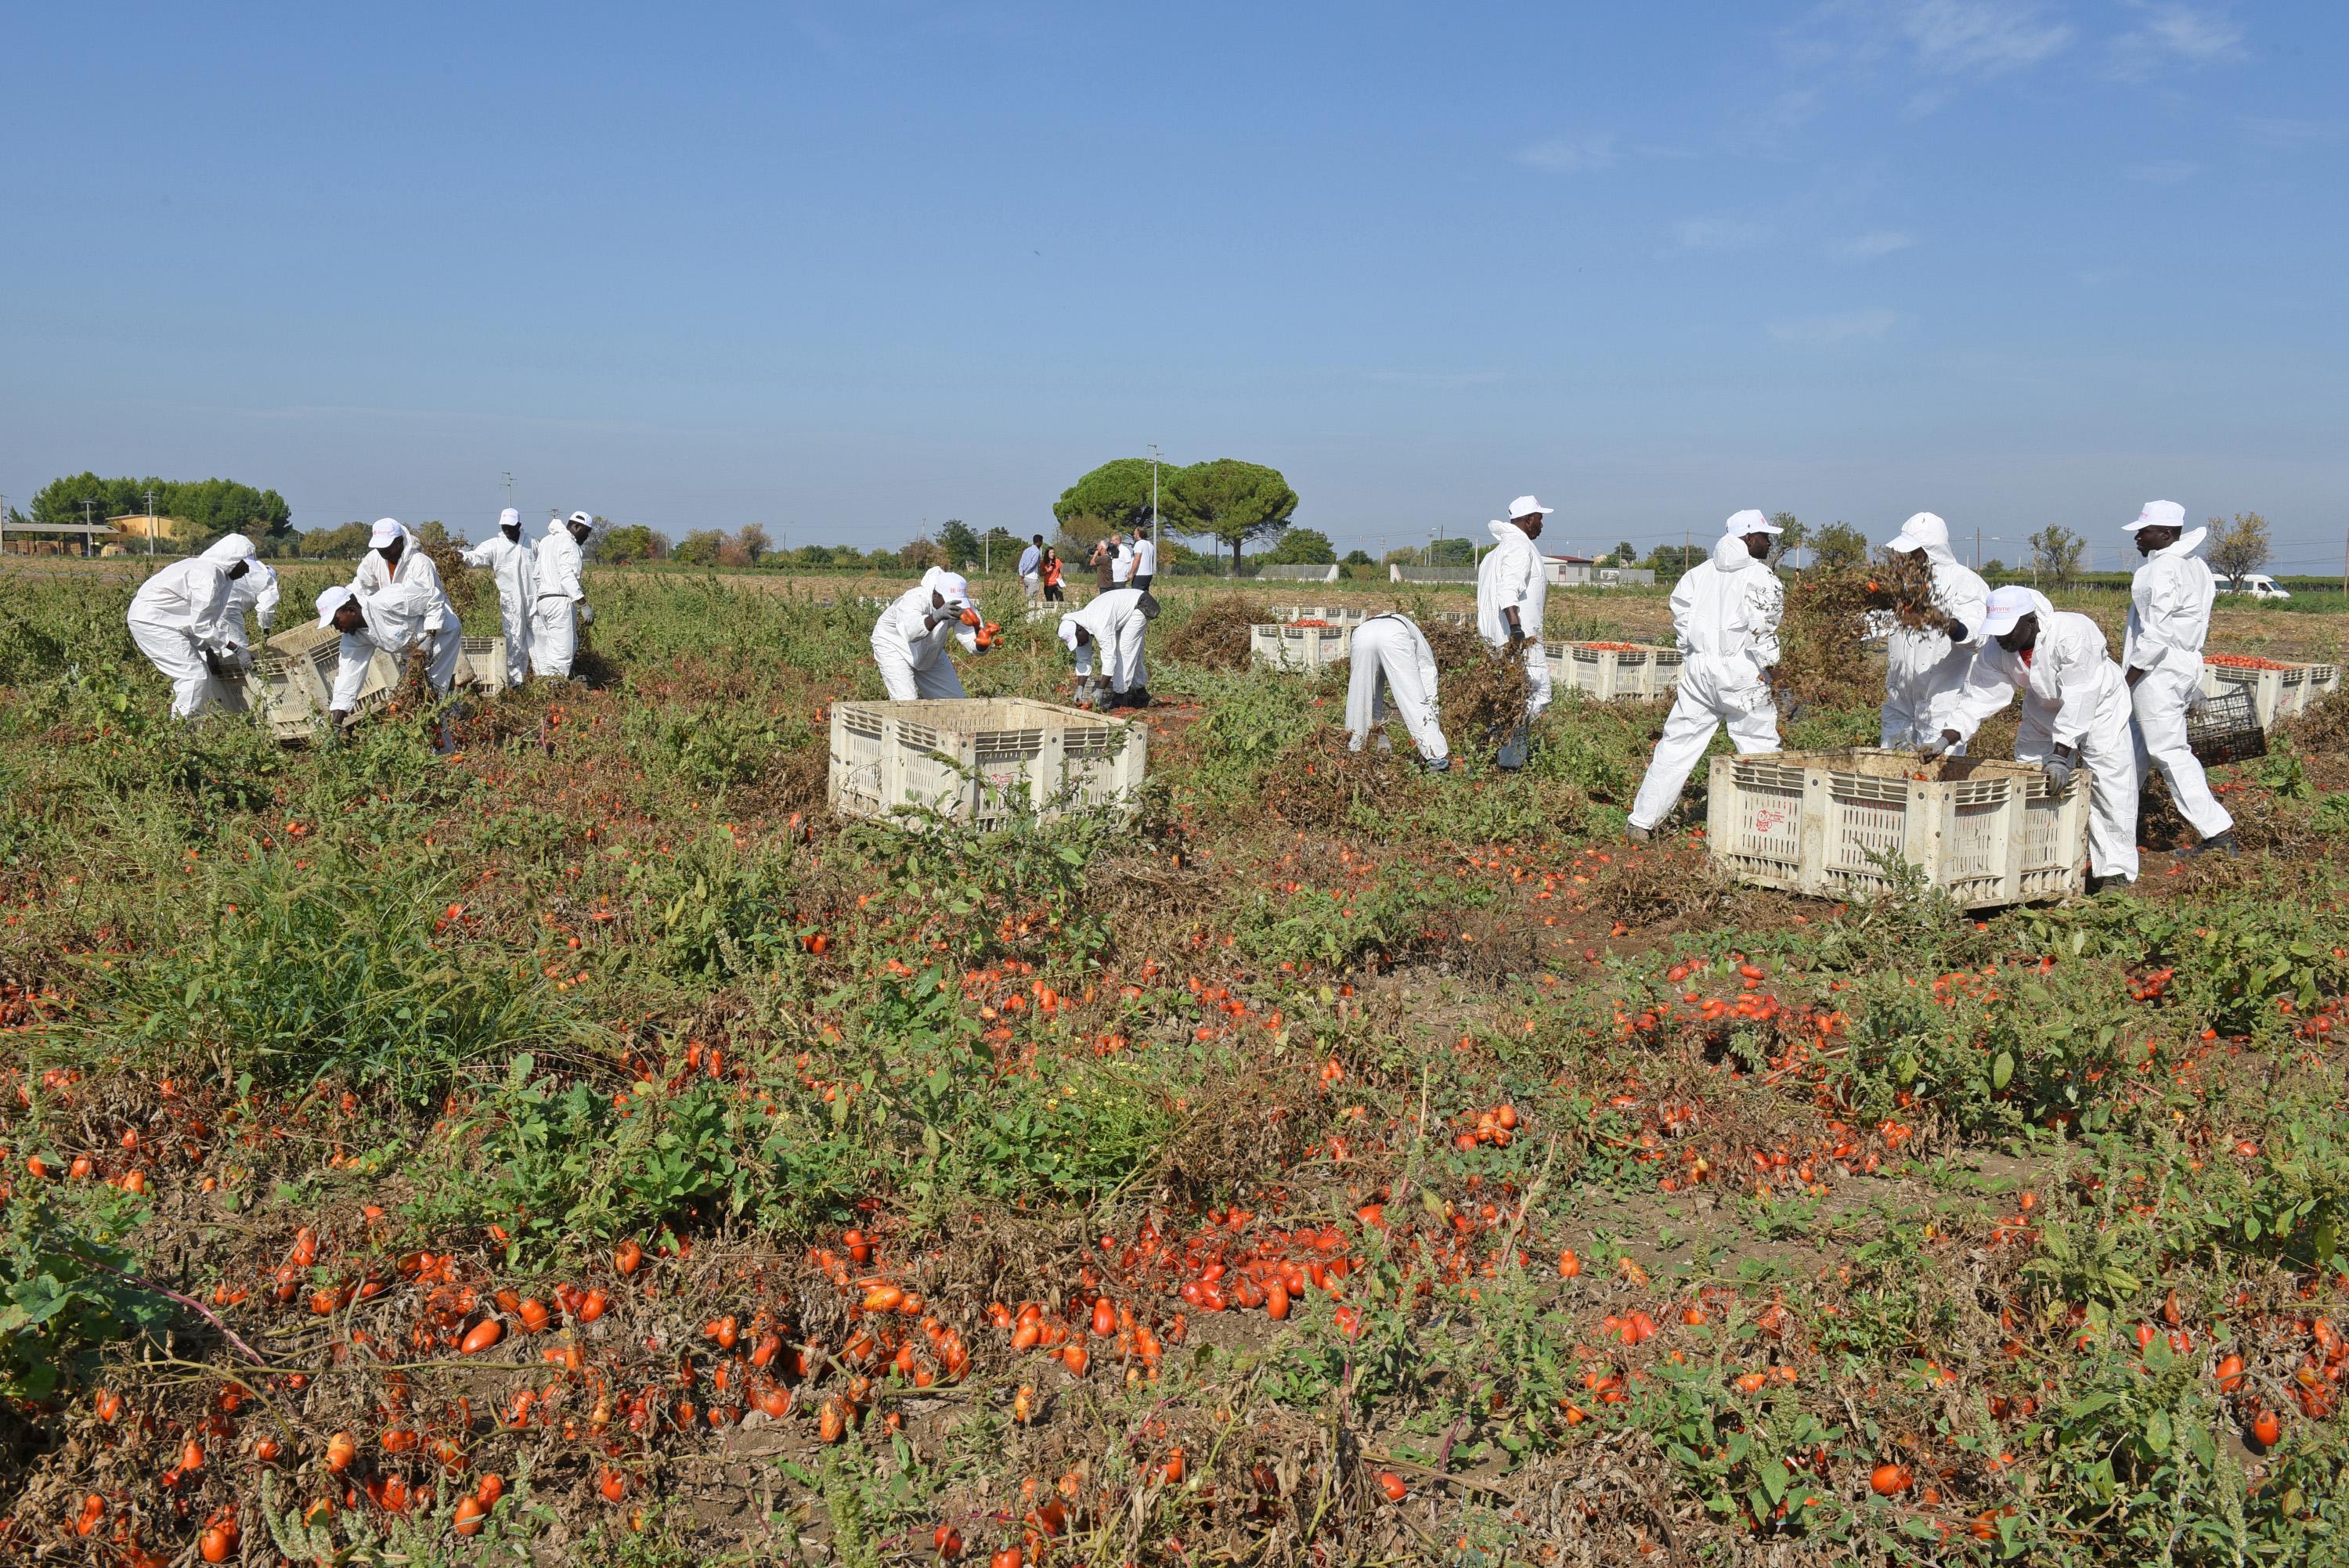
1626, 514, 1786, 841
1875, 511, 1988, 752
1345, 612, 1451, 770
528, 513, 593, 679
2123, 499, 2235, 858
1927, 585, 2139, 889
1475, 496, 1556, 770
871, 568, 994, 700
460, 507, 537, 688
125, 533, 259, 719
314, 568, 462, 715
1059, 586, 1157, 708
225, 556, 280, 658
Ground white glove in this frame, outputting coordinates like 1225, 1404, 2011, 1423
576, 603, 595, 627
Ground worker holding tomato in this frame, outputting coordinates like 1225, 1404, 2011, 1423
1058, 585, 1157, 708
313, 577, 464, 725
1875, 511, 1987, 752
1929, 585, 2138, 890
2123, 500, 2234, 859
1626, 514, 1785, 840
871, 567, 994, 700
1346, 611, 1450, 770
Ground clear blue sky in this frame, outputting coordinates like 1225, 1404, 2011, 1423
4, 2, 2343, 571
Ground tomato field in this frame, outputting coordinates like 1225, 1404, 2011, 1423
3, 565, 2348, 1566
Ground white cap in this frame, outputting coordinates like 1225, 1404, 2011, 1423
1979, 584, 2039, 637
1727, 508, 1782, 535
2125, 499, 2186, 534
567, 510, 595, 531
316, 585, 358, 628
368, 518, 405, 549
1507, 496, 1556, 520
1886, 511, 1947, 553
929, 570, 973, 607
499, 507, 520, 528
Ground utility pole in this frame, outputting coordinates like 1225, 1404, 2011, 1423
146, 487, 157, 555
1146, 443, 1162, 554
1974, 524, 1982, 571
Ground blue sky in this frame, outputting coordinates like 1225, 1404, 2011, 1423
3, 1, 2343, 570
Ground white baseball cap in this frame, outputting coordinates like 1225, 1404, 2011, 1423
2124, 499, 2186, 534
1507, 496, 1556, 520
931, 570, 973, 607
1979, 584, 2040, 638
499, 507, 520, 528
316, 585, 359, 629
368, 518, 405, 549
1726, 509, 1783, 535
1886, 512, 1947, 553
567, 510, 595, 532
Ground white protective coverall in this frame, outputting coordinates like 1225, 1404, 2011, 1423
1059, 586, 1151, 699
1876, 513, 1989, 751
323, 570, 463, 711
1627, 533, 1785, 831
2124, 524, 2232, 840
225, 557, 280, 658
1474, 520, 1552, 766
461, 510, 537, 688
1941, 589, 2139, 881
1345, 613, 1449, 766
125, 534, 258, 718
531, 519, 588, 679
871, 569, 979, 700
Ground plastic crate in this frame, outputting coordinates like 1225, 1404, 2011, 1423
1548, 641, 1684, 701
1250, 622, 1352, 671
1706, 748, 2089, 910
457, 636, 508, 689
1266, 604, 1370, 627
828, 697, 1147, 828
2187, 684, 2267, 766
247, 625, 399, 741
2199, 659, 2341, 729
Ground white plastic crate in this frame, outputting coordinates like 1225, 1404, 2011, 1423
1250, 622, 1352, 671
828, 697, 1147, 828
1548, 641, 1683, 701
1705, 748, 2090, 910
1266, 604, 1370, 627
457, 635, 508, 689
2199, 659, 2341, 730
246, 625, 399, 741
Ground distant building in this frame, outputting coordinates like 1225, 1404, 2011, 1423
99, 514, 186, 556
2, 521, 120, 557
1544, 554, 1654, 588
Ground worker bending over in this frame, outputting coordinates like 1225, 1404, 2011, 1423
2122, 501, 2234, 860
125, 534, 260, 719
225, 554, 280, 667
1875, 512, 1987, 752
1626, 514, 1785, 841
532, 512, 594, 680
1475, 495, 1555, 770
461, 507, 537, 689
872, 568, 995, 700
1929, 585, 2138, 890
1059, 586, 1157, 708
1345, 611, 1450, 771
313, 570, 464, 726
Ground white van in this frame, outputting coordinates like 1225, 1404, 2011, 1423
2223, 574, 2293, 601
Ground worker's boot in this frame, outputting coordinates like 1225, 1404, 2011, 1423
2177, 830, 2239, 861
1624, 822, 1654, 845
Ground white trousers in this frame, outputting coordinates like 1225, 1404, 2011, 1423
2017, 693, 2139, 881
1629, 655, 1780, 831
494, 597, 531, 687
1347, 621, 1449, 764
1022, 572, 1042, 602
2132, 664, 2231, 841
128, 619, 231, 719
419, 621, 465, 694
531, 599, 577, 679
875, 647, 966, 701
1879, 691, 1964, 755
1489, 635, 1553, 768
